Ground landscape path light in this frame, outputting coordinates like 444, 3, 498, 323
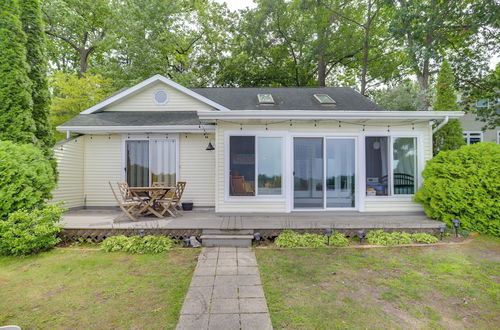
357, 230, 365, 244
452, 219, 461, 238
325, 228, 332, 246
439, 225, 446, 240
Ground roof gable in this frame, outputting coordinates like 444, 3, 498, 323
80, 74, 230, 114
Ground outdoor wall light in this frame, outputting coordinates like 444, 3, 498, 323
452, 219, 461, 238
206, 142, 215, 151
357, 230, 365, 244
439, 225, 446, 240
184, 237, 191, 247
325, 228, 332, 245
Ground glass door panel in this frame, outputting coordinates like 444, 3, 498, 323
150, 139, 176, 186
326, 138, 355, 208
293, 138, 324, 208
126, 140, 149, 187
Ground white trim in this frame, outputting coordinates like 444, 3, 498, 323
199, 110, 464, 121
463, 131, 483, 145
57, 125, 215, 134
81, 74, 230, 114
120, 133, 180, 186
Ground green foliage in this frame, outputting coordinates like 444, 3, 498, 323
371, 81, 430, 110
366, 230, 413, 245
49, 72, 114, 141
101, 235, 176, 254
415, 142, 500, 236
434, 60, 459, 111
410, 233, 439, 244
0, 204, 64, 256
19, 0, 54, 149
275, 230, 348, 247
0, 141, 56, 219
0, 0, 36, 144
432, 60, 465, 155
432, 119, 465, 156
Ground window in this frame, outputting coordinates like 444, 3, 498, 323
257, 94, 274, 104
314, 94, 336, 104
126, 138, 176, 187
475, 99, 488, 109
365, 136, 417, 196
463, 131, 483, 145
154, 90, 168, 104
229, 136, 283, 197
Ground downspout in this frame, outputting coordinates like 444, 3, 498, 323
432, 116, 449, 133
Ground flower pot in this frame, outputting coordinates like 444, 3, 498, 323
182, 201, 193, 211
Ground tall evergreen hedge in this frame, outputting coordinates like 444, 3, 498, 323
20, 0, 54, 149
0, 0, 36, 144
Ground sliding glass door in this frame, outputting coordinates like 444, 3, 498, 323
293, 137, 356, 209
293, 138, 324, 208
326, 138, 356, 208
126, 139, 176, 187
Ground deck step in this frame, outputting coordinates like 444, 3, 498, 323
200, 234, 254, 247
202, 229, 254, 235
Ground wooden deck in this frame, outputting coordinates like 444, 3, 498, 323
60, 208, 443, 241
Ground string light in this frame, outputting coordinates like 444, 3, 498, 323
412, 123, 415, 130
387, 125, 391, 132
240, 123, 243, 130
362, 125, 365, 131
265, 122, 268, 130
211, 119, 419, 130
289, 120, 292, 127
338, 121, 342, 128
314, 120, 317, 127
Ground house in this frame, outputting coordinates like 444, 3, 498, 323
52, 74, 463, 214
459, 100, 499, 145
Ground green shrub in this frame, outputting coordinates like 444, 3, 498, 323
366, 230, 413, 245
411, 233, 438, 244
101, 235, 176, 254
0, 141, 56, 219
0, 204, 64, 256
274, 230, 348, 247
415, 142, 500, 236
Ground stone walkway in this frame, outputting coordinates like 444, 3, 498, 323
176, 247, 273, 330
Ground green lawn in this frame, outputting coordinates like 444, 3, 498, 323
0, 248, 199, 329
256, 236, 500, 329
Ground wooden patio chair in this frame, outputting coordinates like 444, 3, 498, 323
152, 182, 168, 187
231, 175, 254, 196
158, 181, 187, 217
109, 182, 142, 222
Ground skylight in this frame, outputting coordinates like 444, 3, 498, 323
258, 93, 274, 104
314, 94, 336, 104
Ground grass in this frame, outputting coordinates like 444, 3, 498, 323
256, 235, 500, 329
0, 248, 199, 329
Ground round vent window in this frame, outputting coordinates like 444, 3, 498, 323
154, 90, 168, 104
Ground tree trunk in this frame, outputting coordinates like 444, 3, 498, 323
78, 48, 93, 76
318, 52, 326, 86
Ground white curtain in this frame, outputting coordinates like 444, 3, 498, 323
150, 139, 176, 186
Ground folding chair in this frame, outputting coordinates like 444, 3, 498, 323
109, 182, 142, 222
158, 182, 186, 217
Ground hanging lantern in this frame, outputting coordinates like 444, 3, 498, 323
206, 142, 215, 151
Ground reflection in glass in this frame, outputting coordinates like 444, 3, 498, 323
229, 136, 255, 196
393, 137, 417, 194
326, 139, 355, 207
365, 137, 389, 196
294, 138, 324, 208
258, 137, 282, 195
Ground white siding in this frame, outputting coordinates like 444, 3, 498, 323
51, 137, 85, 208
83, 135, 122, 206
179, 134, 216, 207
104, 82, 215, 112
215, 121, 432, 213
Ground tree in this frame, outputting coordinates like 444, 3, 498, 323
461, 64, 500, 130
390, 0, 499, 107
0, 0, 36, 144
371, 81, 429, 111
20, 0, 54, 149
432, 60, 465, 155
49, 72, 114, 141
42, 0, 113, 75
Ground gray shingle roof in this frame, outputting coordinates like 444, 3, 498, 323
190, 87, 385, 111
60, 111, 200, 127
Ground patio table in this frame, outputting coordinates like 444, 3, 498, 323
128, 186, 175, 218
